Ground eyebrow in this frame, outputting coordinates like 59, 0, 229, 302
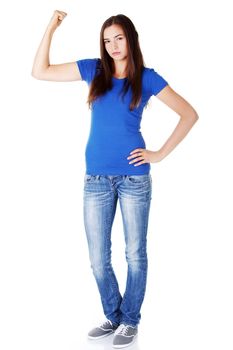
103, 34, 124, 41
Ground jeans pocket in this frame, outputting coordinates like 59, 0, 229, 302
84, 174, 95, 182
126, 174, 151, 184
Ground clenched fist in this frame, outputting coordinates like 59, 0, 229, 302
48, 10, 67, 32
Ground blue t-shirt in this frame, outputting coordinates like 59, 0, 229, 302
76, 58, 168, 175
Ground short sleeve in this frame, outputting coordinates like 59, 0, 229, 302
148, 68, 168, 96
76, 58, 100, 84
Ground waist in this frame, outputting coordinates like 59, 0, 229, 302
85, 134, 150, 175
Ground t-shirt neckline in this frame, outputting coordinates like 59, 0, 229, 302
112, 76, 127, 81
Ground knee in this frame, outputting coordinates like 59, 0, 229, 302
125, 245, 147, 268
90, 256, 111, 278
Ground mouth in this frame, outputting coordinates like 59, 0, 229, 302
112, 52, 121, 56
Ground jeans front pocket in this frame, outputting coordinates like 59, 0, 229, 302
84, 174, 96, 183
126, 174, 151, 184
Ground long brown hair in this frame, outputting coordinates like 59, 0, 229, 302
87, 14, 145, 111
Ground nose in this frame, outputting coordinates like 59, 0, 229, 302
113, 40, 118, 50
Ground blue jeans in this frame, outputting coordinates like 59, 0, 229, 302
83, 174, 152, 327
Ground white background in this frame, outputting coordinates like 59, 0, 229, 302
1, 1, 233, 349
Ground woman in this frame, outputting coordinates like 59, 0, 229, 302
32, 10, 199, 348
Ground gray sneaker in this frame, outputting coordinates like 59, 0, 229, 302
88, 319, 119, 340
113, 324, 138, 348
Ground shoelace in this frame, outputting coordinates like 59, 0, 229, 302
100, 320, 113, 328
115, 324, 131, 336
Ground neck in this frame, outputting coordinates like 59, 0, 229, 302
113, 60, 127, 78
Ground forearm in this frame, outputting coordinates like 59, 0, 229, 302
31, 24, 55, 77
158, 112, 199, 161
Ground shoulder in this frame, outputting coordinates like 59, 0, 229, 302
76, 58, 100, 69
76, 58, 101, 83
142, 66, 169, 96
142, 66, 163, 80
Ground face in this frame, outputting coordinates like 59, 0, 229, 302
103, 24, 128, 61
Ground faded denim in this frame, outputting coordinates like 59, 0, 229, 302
83, 174, 152, 327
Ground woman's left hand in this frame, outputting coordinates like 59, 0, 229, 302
127, 148, 163, 166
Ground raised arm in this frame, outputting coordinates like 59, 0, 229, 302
31, 10, 81, 82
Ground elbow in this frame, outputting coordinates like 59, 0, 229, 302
183, 108, 199, 123
31, 71, 46, 81
31, 66, 48, 80
189, 112, 199, 126
179, 110, 199, 127
31, 69, 40, 79
193, 111, 199, 123
192, 107, 199, 120
189, 112, 199, 124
